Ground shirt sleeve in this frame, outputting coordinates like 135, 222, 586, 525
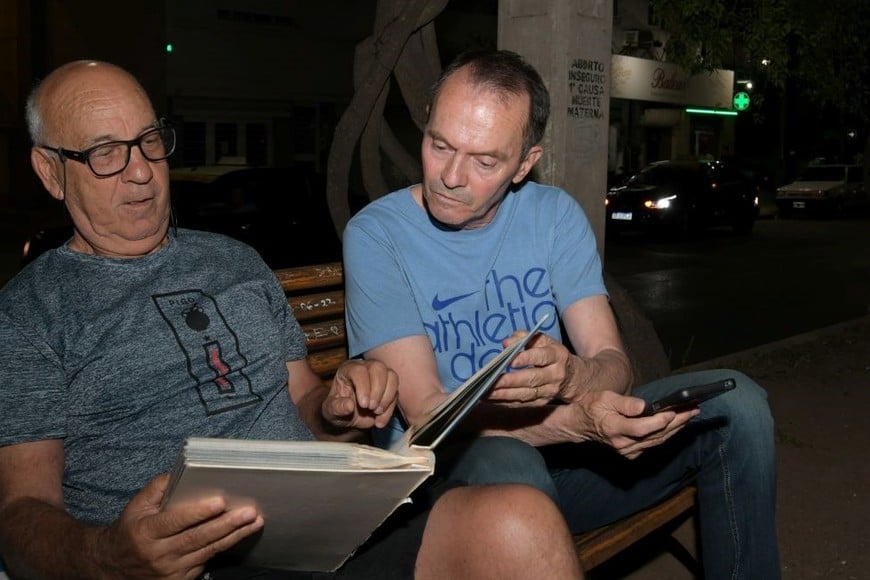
343, 216, 426, 358
0, 312, 67, 445
547, 192, 608, 312
264, 269, 308, 363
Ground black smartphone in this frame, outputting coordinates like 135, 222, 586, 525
641, 378, 737, 416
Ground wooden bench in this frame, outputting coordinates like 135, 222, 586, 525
275, 261, 699, 574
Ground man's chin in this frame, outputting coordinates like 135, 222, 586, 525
424, 208, 466, 231
72, 225, 170, 258
112, 231, 171, 257
421, 194, 465, 230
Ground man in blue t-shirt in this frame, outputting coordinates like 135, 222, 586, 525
0, 59, 583, 580
345, 49, 780, 579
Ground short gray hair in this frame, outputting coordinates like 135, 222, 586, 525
25, 80, 46, 145
428, 49, 550, 158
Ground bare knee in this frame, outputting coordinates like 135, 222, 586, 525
415, 484, 583, 580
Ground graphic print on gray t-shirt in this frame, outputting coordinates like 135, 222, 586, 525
153, 289, 262, 415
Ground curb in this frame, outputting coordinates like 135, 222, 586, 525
678, 314, 870, 372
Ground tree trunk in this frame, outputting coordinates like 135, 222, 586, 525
325, 0, 448, 239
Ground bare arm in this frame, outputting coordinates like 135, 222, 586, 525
483, 295, 697, 455
489, 295, 634, 403
365, 296, 631, 434
287, 358, 399, 442
365, 295, 694, 457
0, 440, 264, 579
0, 439, 100, 578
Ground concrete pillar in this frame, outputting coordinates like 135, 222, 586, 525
498, 0, 613, 253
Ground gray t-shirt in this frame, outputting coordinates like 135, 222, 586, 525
0, 228, 311, 524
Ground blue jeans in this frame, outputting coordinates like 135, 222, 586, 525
438, 369, 780, 580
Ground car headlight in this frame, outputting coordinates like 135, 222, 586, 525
643, 195, 677, 210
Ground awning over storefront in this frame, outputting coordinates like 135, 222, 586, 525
611, 54, 734, 109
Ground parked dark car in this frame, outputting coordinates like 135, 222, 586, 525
20, 165, 346, 269
605, 159, 759, 236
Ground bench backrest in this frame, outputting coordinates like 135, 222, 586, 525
275, 262, 347, 380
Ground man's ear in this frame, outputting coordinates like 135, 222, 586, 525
31, 147, 64, 200
512, 145, 544, 184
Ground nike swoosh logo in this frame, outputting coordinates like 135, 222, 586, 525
431, 291, 478, 311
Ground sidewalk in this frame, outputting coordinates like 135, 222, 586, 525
598, 315, 870, 579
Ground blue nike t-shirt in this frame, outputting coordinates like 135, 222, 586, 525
344, 182, 607, 446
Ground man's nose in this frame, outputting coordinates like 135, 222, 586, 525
440, 153, 467, 189
123, 144, 155, 183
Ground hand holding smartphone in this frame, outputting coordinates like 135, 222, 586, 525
640, 378, 736, 417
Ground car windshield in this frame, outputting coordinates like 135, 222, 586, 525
626, 165, 703, 189
799, 166, 846, 182
628, 166, 681, 186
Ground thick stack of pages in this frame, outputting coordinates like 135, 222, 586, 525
162, 315, 547, 572
165, 438, 433, 571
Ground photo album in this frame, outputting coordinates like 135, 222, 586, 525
161, 315, 548, 572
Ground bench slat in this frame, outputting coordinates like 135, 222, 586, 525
300, 320, 347, 351
276, 262, 343, 292
574, 484, 697, 570
307, 347, 350, 379
288, 290, 346, 323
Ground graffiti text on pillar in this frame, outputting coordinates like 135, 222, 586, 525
567, 58, 606, 120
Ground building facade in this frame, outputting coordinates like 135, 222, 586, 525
610, 0, 736, 179
0, 0, 736, 205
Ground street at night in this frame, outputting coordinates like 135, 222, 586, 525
604, 215, 870, 367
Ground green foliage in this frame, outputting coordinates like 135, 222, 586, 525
649, 0, 733, 74
790, 0, 870, 119
650, 0, 869, 121
735, 0, 790, 87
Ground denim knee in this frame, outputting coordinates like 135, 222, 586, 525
704, 370, 774, 435
643, 368, 776, 473
700, 370, 777, 481
652, 368, 773, 436
438, 436, 558, 502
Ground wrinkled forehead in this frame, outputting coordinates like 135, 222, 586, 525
41, 65, 156, 146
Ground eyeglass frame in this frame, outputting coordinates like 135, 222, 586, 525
38, 121, 176, 178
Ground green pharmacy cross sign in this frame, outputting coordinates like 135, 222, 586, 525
733, 91, 751, 111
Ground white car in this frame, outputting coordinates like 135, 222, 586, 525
776, 164, 868, 216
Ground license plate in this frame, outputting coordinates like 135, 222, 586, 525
612, 212, 633, 221
792, 201, 806, 209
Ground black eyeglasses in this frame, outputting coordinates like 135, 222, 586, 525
39, 124, 176, 177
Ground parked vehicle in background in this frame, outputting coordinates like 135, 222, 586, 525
605, 159, 759, 237
776, 164, 868, 217
20, 165, 345, 269
723, 158, 778, 219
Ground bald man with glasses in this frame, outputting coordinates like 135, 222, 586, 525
0, 60, 583, 579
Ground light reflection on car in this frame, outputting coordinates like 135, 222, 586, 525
605, 159, 758, 237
